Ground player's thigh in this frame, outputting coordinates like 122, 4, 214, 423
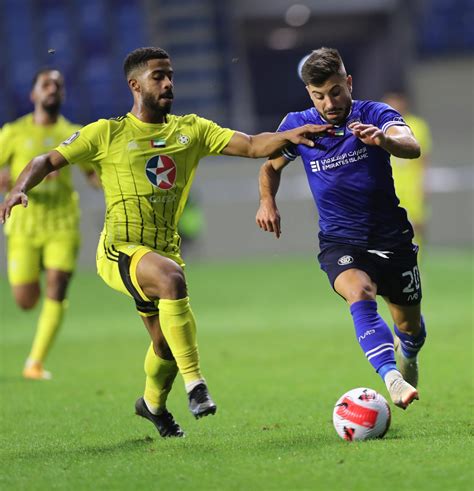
96, 241, 159, 317
318, 244, 377, 303
43, 232, 79, 274
6, 235, 42, 286
135, 250, 187, 300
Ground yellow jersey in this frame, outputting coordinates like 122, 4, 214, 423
0, 113, 82, 236
391, 114, 432, 223
56, 112, 234, 258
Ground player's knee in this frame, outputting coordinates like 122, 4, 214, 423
160, 267, 187, 299
346, 284, 376, 303
46, 271, 71, 301
15, 294, 39, 310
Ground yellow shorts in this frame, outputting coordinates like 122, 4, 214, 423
7, 232, 79, 286
96, 234, 184, 317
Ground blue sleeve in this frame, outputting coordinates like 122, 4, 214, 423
369, 102, 407, 134
276, 113, 300, 161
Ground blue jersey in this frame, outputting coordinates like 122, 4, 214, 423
278, 100, 414, 249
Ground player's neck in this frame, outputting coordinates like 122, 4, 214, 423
33, 107, 60, 126
130, 105, 168, 124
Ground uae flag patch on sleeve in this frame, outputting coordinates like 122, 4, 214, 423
150, 139, 166, 148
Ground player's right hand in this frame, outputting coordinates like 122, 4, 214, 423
284, 124, 334, 147
0, 191, 28, 224
256, 200, 281, 238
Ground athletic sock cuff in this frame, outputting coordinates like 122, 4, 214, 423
158, 297, 190, 315
350, 300, 377, 316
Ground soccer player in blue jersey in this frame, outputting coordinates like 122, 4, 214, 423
256, 47, 426, 410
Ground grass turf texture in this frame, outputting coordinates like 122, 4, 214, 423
0, 248, 472, 491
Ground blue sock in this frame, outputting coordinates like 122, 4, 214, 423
394, 315, 426, 359
350, 300, 397, 380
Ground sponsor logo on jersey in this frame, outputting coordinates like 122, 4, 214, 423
177, 134, 191, 145
127, 140, 139, 150
61, 131, 80, 145
337, 255, 354, 266
145, 155, 177, 190
310, 160, 321, 172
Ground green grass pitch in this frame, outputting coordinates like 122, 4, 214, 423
0, 249, 472, 490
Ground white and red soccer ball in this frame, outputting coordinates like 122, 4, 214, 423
333, 388, 391, 441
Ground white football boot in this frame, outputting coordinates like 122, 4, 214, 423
394, 335, 419, 388
385, 370, 419, 410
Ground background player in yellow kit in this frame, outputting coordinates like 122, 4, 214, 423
0, 68, 97, 380
384, 91, 432, 251
1, 47, 332, 438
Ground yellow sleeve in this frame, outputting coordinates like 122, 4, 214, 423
197, 117, 235, 157
55, 119, 109, 167
0, 123, 15, 168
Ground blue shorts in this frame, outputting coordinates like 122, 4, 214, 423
318, 242, 422, 306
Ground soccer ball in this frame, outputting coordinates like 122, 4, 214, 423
333, 388, 391, 441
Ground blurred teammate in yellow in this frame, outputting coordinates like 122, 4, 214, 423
384, 91, 432, 251
1, 47, 331, 437
0, 68, 97, 380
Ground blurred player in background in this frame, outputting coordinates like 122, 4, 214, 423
383, 91, 432, 252
1, 47, 331, 438
0, 68, 98, 381
257, 47, 427, 411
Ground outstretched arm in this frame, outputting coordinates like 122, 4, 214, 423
222, 124, 333, 158
255, 155, 290, 238
349, 123, 420, 159
0, 150, 68, 223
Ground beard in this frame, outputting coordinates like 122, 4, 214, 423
323, 103, 351, 125
142, 90, 172, 115
42, 99, 61, 115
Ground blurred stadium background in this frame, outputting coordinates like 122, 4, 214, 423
0, 0, 472, 267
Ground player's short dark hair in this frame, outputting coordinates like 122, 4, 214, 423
123, 47, 170, 78
32, 67, 61, 87
301, 47, 346, 86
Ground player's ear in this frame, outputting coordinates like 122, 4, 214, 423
128, 78, 140, 93
346, 75, 353, 93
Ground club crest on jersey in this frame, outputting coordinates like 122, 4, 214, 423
145, 155, 177, 190
177, 134, 191, 145
346, 119, 361, 130
61, 131, 80, 145
338, 255, 354, 266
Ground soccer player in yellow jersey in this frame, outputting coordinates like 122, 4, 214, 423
1, 47, 332, 437
0, 68, 97, 381
384, 91, 432, 251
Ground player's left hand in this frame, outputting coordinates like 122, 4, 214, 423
284, 124, 335, 147
0, 190, 28, 224
349, 123, 386, 147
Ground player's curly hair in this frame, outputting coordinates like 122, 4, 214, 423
123, 47, 170, 78
301, 47, 346, 86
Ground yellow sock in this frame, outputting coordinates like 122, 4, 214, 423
158, 297, 202, 385
143, 342, 178, 413
28, 298, 66, 362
